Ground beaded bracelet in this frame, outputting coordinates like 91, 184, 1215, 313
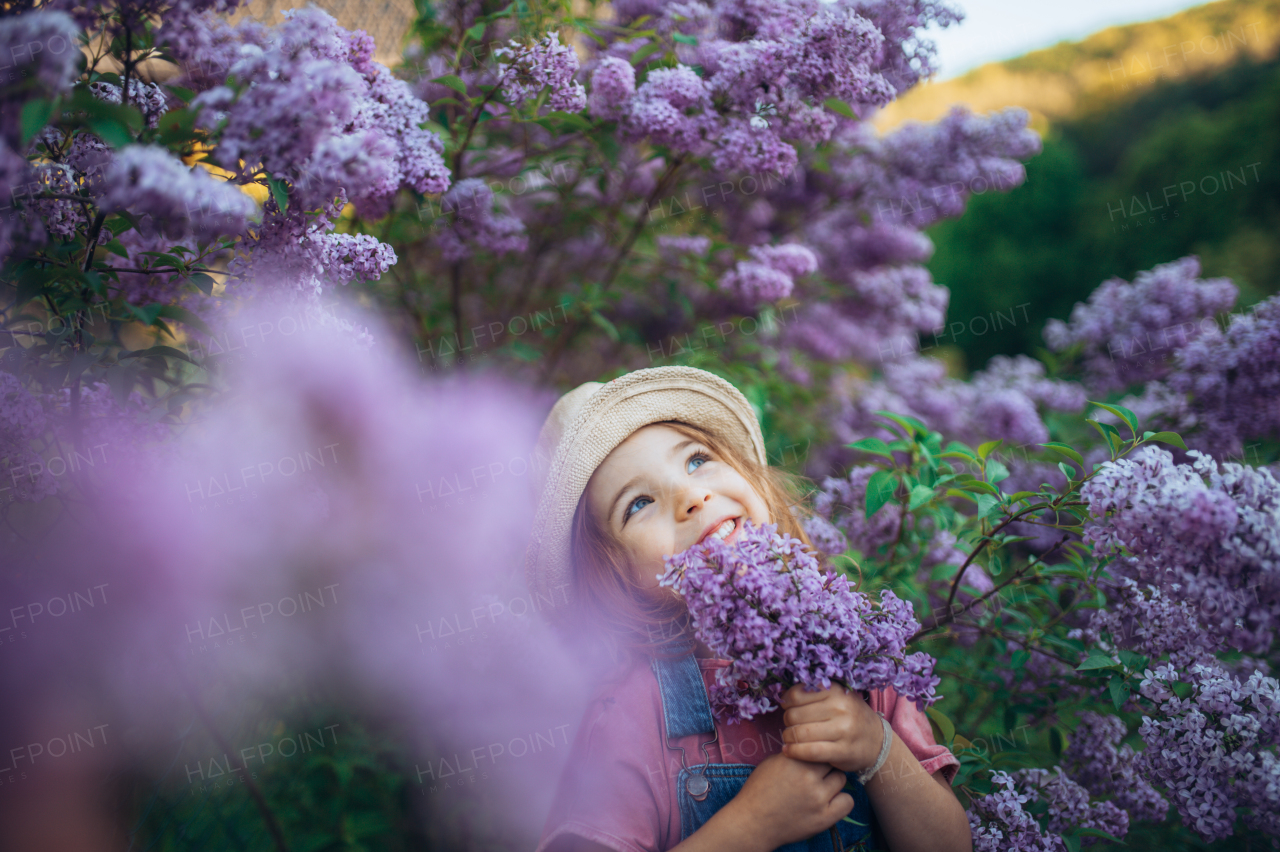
856, 713, 893, 786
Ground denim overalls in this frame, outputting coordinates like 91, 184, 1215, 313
649, 639, 881, 852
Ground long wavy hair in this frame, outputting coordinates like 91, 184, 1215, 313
570, 420, 818, 672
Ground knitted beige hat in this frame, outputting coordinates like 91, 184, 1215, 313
525, 366, 767, 618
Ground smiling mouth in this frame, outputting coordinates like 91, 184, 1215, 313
701, 517, 739, 545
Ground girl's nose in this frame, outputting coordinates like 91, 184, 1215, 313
680, 487, 712, 516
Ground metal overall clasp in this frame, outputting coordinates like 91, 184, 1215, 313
664, 720, 720, 801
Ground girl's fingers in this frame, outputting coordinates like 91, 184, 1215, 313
779, 683, 833, 709
782, 720, 846, 745
781, 740, 839, 764
783, 695, 849, 725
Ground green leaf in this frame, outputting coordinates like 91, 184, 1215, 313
465, 22, 486, 41
188, 272, 216, 296
158, 305, 213, 337
87, 116, 133, 148
1049, 726, 1064, 757
1040, 442, 1084, 467
102, 239, 129, 259
1085, 419, 1123, 453
430, 75, 470, 97
629, 41, 664, 65
127, 303, 164, 325
1116, 649, 1148, 670
907, 484, 934, 510
984, 458, 1010, 484
1090, 400, 1139, 437
924, 706, 955, 745
976, 493, 1001, 520
1109, 675, 1130, 709
1076, 655, 1120, 671
1058, 461, 1077, 482
865, 470, 898, 518
962, 479, 1000, 496
847, 437, 893, 458
20, 98, 55, 146
1075, 827, 1127, 845
873, 410, 926, 438
822, 97, 856, 119
672, 32, 698, 45
119, 344, 194, 364
589, 309, 620, 342
268, 177, 288, 212
977, 439, 1004, 460
1146, 431, 1187, 450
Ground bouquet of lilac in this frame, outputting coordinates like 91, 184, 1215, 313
659, 520, 940, 721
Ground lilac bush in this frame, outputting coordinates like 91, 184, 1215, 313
658, 519, 939, 720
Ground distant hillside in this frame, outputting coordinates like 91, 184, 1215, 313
875, 0, 1280, 133
892, 0, 1280, 372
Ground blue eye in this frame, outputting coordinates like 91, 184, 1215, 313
687, 451, 711, 473
626, 496, 653, 518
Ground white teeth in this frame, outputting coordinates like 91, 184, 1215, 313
710, 519, 736, 541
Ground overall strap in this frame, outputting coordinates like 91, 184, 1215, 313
650, 639, 717, 738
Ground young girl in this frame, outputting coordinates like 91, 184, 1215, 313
525, 367, 972, 852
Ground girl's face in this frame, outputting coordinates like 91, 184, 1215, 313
584, 423, 771, 589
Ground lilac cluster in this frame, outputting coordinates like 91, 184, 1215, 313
718, 243, 818, 307
967, 768, 1129, 852
827, 354, 1084, 459
1165, 292, 1280, 459
0, 9, 82, 256
0, 372, 56, 503
1043, 256, 1236, 393
1135, 662, 1280, 841
1082, 577, 1225, 670
495, 31, 587, 113
434, 178, 529, 263
586, 0, 963, 177
658, 520, 939, 720
1081, 446, 1280, 655
192, 7, 449, 217
966, 771, 1063, 852
1062, 711, 1168, 823
97, 145, 258, 242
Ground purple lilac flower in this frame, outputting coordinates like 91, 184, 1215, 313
495, 31, 587, 113
435, 178, 528, 263
1136, 661, 1280, 841
96, 145, 257, 242
587, 56, 636, 121
1014, 768, 1130, 843
967, 771, 1062, 852
658, 519, 939, 720
0, 11, 81, 147
718, 242, 817, 307
656, 234, 711, 259
0, 372, 56, 503
1082, 446, 1280, 655
193, 8, 449, 215
1165, 292, 1280, 459
1043, 256, 1236, 393
1063, 710, 1168, 823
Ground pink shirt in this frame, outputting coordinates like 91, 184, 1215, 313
535, 656, 959, 852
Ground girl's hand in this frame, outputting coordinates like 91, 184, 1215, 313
779, 682, 886, 775
725, 751, 854, 851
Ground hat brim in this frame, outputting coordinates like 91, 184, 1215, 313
524, 367, 767, 619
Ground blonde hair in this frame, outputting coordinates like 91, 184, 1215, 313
570, 420, 817, 668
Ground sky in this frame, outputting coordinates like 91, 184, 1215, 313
924, 0, 1217, 79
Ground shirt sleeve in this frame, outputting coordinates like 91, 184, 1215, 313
869, 686, 960, 785
534, 698, 667, 852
